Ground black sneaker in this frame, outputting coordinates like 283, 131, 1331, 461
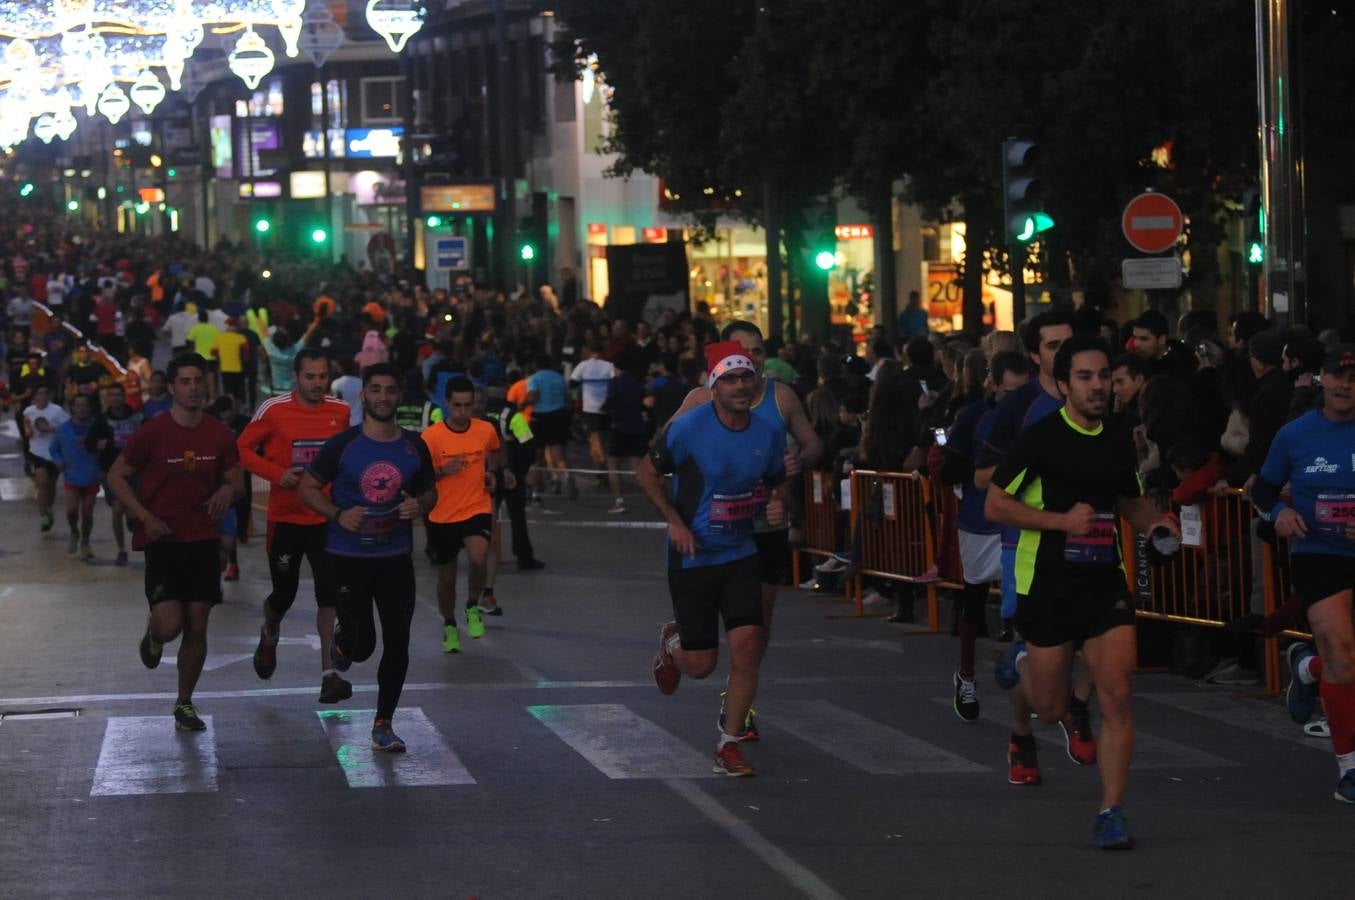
953, 672, 980, 722
253, 624, 279, 680
517, 558, 546, 571
173, 703, 206, 732
567, 476, 579, 500
139, 618, 163, 670
319, 672, 353, 704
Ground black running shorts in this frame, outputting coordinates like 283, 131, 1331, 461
1290, 553, 1355, 608
607, 430, 650, 460
426, 514, 494, 565
753, 528, 791, 586
144, 539, 223, 607
1015, 572, 1135, 648
667, 555, 763, 651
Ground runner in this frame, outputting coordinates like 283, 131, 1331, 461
85, 382, 142, 566
21, 384, 67, 532
421, 375, 506, 652
1253, 344, 1355, 803
639, 341, 788, 776
571, 340, 615, 488
666, 321, 823, 741
106, 352, 243, 732
986, 336, 1178, 848
236, 348, 352, 702
299, 362, 436, 752
49, 393, 101, 559
142, 370, 172, 419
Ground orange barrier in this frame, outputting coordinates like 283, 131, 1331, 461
849, 470, 941, 630
791, 469, 842, 588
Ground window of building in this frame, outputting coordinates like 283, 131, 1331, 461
553, 78, 575, 124
361, 77, 403, 124
246, 76, 284, 117
327, 79, 349, 129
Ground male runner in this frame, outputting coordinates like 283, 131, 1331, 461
107, 353, 243, 732
666, 321, 822, 741
299, 362, 436, 752
21, 384, 67, 532
974, 310, 1099, 773
639, 341, 787, 776
49, 393, 102, 558
86, 382, 142, 565
986, 336, 1178, 849
236, 348, 352, 702
421, 376, 506, 653
1253, 344, 1355, 803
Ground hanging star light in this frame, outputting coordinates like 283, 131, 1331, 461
273, 0, 306, 57
299, 0, 343, 68
228, 27, 276, 90
129, 68, 166, 114
364, 0, 424, 54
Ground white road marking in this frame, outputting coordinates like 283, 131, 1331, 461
90, 716, 217, 796
962, 701, 1241, 768
159, 653, 254, 672
1140, 691, 1323, 751
316, 707, 475, 788
774, 700, 987, 774
665, 778, 845, 900
526, 519, 668, 530
527, 703, 714, 779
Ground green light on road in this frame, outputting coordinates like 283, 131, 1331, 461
311, 228, 328, 244
425, 215, 442, 228
1015, 211, 1055, 243
66, 199, 79, 212
814, 250, 837, 271
254, 218, 271, 234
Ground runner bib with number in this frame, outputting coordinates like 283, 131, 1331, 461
1314, 492, 1355, 538
709, 491, 756, 535
1064, 512, 1118, 565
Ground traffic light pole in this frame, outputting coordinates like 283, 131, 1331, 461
1255, 0, 1303, 327
1009, 240, 1026, 324
758, 1, 782, 342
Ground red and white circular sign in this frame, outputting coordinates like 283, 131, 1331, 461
1121, 192, 1183, 254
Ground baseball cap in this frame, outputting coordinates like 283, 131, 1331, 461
1323, 343, 1355, 373
705, 340, 755, 381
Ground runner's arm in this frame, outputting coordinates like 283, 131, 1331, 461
235, 414, 288, 484
106, 455, 151, 522
984, 483, 1070, 533
1117, 495, 1175, 536
298, 471, 341, 522
777, 382, 824, 471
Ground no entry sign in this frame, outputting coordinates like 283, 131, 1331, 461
1121, 192, 1183, 254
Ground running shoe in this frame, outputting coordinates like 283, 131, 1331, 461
370, 719, 406, 752
115, 551, 128, 567
653, 622, 681, 695
1007, 737, 1041, 785
953, 672, 980, 722
252, 624, 278, 679
223, 563, 240, 582
717, 692, 760, 741
608, 498, 626, 514
79, 543, 94, 561
1336, 772, 1355, 804
567, 476, 579, 500
319, 672, 353, 704
480, 591, 503, 616
1061, 706, 1097, 765
1091, 806, 1134, 850
67, 532, 79, 554
712, 742, 755, 776
331, 630, 352, 671
1285, 642, 1319, 724
173, 703, 207, 732
40, 511, 53, 532
1305, 718, 1331, 739
994, 640, 1026, 691
139, 617, 163, 670
466, 605, 486, 639
442, 624, 461, 653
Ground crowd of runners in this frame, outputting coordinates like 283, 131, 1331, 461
4, 199, 1355, 851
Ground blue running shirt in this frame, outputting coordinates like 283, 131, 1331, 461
1259, 409, 1355, 558
307, 426, 435, 558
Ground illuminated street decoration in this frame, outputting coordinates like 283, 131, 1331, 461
228, 27, 275, 91
129, 67, 166, 114
97, 83, 131, 124
365, 0, 424, 54
299, 0, 343, 68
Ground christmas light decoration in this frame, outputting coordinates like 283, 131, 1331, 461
364, 0, 424, 54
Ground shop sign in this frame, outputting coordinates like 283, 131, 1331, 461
587, 223, 607, 235
1121, 256, 1182, 290
834, 225, 874, 240
239, 181, 282, 199
290, 171, 328, 200
420, 183, 496, 213
347, 127, 403, 159
137, 187, 165, 203
642, 227, 666, 242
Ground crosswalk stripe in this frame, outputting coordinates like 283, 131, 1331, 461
1140, 691, 1325, 752
91, 716, 218, 796
316, 708, 476, 788
527, 703, 715, 779
772, 699, 988, 774
959, 702, 1240, 769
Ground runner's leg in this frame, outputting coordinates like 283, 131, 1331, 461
373, 558, 416, 721
177, 601, 213, 705
1080, 624, 1137, 809
722, 624, 766, 741
464, 535, 490, 606
1308, 591, 1355, 783
437, 560, 460, 625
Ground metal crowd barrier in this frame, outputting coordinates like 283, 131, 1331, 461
847, 470, 941, 630
791, 469, 842, 588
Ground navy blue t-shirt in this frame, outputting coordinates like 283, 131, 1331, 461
307, 426, 435, 558
947, 399, 1000, 535
1260, 409, 1355, 558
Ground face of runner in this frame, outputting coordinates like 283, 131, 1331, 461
1034, 324, 1073, 379
1058, 349, 1111, 422
447, 390, 475, 429
70, 394, 92, 423
31, 385, 50, 408
362, 374, 400, 423
728, 330, 767, 379
296, 357, 330, 405
1321, 367, 1355, 418
712, 369, 757, 413
171, 365, 206, 412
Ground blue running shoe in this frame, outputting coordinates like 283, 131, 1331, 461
370, 719, 406, 753
994, 641, 1026, 691
1335, 773, 1355, 804
1091, 806, 1134, 850
331, 632, 352, 673
1285, 642, 1318, 724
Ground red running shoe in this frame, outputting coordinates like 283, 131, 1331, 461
1060, 708, 1097, 765
223, 563, 240, 582
653, 622, 681, 695
1008, 738, 1042, 785
713, 742, 755, 776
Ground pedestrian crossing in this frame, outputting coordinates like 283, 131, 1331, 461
2, 690, 1327, 800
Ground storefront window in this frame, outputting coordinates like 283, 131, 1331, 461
247, 77, 284, 117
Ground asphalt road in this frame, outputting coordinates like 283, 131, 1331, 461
0, 419, 1348, 899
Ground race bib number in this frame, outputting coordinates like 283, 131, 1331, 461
1064, 512, 1118, 565
709, 491, 756, 535
112, 419, 138, 449
1314, 493, 1355, 538
358, 502, 402, 546
291, 439, 326, 469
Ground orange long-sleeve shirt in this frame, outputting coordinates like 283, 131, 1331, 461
237, 393, 351, 524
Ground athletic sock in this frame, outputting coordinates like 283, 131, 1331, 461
482, 587, 494, 596
665, 631, 682, 656
227, 546, 238, 564
1318, 680, 1355, 761
1338, 750, 1355, 779
1299, 655, 1323, 685
444, 617, 456, 628
322, 668, 337, 678
717, 731, 741, 748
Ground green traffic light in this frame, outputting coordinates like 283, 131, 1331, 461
19, 182, 35, 197
311, 228, 328, 244
520, 243, 536, 262
254, 218, 271, 234
167, 168, 176, 178
1248, 241, 1264, 265
66, 199, 80, 212
814, 250, 837, 271
425, 215, 443, 228
1015, 211, 1055, 243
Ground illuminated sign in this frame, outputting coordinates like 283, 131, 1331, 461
239, 181, 282, 199
303, 129, 346, 159
587, 223, 607, 235
420, 183, 496, 214
346, 127, 402, 159
642, 227, 666, 242
289, 171, 327, 200
834, 225, 874, 240
137, 187, 165, 203
210, 115, 233, 178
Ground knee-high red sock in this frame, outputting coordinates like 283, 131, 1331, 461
958, 619, 977, 679
1318, 680, 1355, 755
